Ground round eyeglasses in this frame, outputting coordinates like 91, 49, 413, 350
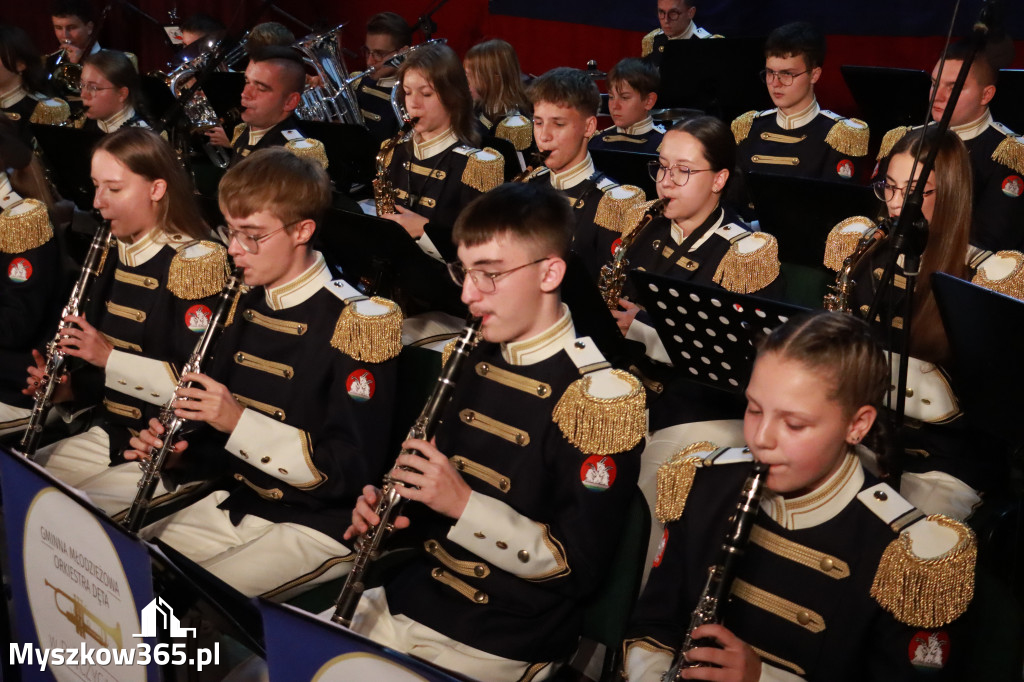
759, 69, 808, 86
871, 180, 936, 203
648, 160, 713, 187
217, 221, 298, 254
447, 258, 548, 293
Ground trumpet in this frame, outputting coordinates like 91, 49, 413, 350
49, 41, 83, 95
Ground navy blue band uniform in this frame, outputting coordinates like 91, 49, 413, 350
73, 106, 151, 134
589, 117, 665, 154
477, 110, 535, 155
379, 310, 645, 664
229, 114, 309, 167
354, 75, 401, 144
2, 88, 72, 143
640, 24, 716, 69
623, 446, 977, 681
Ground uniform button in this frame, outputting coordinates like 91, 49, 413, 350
574, 340, 586, 349
473, 565, 486, 577
874, 490, 888, 501
134, 385, 144, 390
118, 380, 127, 385
819, 557, 834, 572
144, 278, 154, 286
515, 433, 525, 445
240, 450, 249, 459
426, 541, 438, 553
283, 369, 292, 379
150, 392, 160, 397
244, 310, 254, 320
495, 541, 508, 550
536, 385, 548, 397
261, 456, 270, 464
905, 388, 915, 397
517, 550, 529, 563
473, 591, 487, 603
473, 532, 485, 539
453, 458, 465, 471
479, 363, 489, 374
278, 468, 288, 474
797, 611, 812, 626
499, 479, 509, 491
273, 411, 284, 420
922, 398, 931, 405
431, 567, 443, 578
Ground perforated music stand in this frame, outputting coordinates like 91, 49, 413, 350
932, 272, 1024, 445
630, 271, 809, 394
30, 123, 104, 210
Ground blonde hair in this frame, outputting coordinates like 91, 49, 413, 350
464, 39, 529, 120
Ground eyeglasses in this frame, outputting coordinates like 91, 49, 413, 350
362, 46, 397, 61
81, 83, 115, 95
872, 180, 936, 202
648, 160, 713, 187
759, 69, 809, 86
447, 258, 548, 293
657, 9, 683, 21
217, 220, 298, 254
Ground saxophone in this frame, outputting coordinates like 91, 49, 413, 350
373, 117, 418, 217
823, 220, 889, 313
332, 317, 482, 627
121, 267, 244, 534
663, 461, 769, 681
17, 221, 112, 459
598, 198, 666, 309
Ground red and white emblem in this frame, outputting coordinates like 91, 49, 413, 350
8, 257, 32, 283
908, 630, 949, 669
580, 455, 616, 491
1002, 175, 1022, 198
346, 369, 375, 402
836, 159, 855, 179
652, 527, 669, 567
185, 304, 212, 333
610, 237, 623, 257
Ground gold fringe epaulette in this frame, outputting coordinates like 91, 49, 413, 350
594, 185, 646, 234
731, 110, 756, 145
30, 98, 70, 125
0, 199, 54, 253
871, 515, 976, 628
641, 29, 659, 58
461, 147, 505, 192
552, 369, 645, 455
992, 135, 1024, 175
877, 126, 911, 160
330, 297, 403, 362
972, 250, 1024, 301
713, 233, 780, 293
167, 240, 229, 299
496, 115, 533, 151
823, 216, 875, 271
230, 123, 247, 147
824, 118, 870, 157
284, 138, 329, 169
655, 441, 717, 523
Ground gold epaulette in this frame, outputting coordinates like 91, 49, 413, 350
0, 199, 54, 253
167, 240, 228, 299
230, 123, 247, 147
877, 126, 911, 160
972, 250, 1024, 301
655, 441, 717, 523
495, 115, 533, 151
824, 117, 870, 157
823, 216, 875, 271
731, 110, 756, 144
461, 147, 505, 192
330, 296, 403, 362
641, 29, 659, 58
284, 138, 329, 169
30, 98, 70, 125
712, 232, 780, 293
594, 185, 646, 234
552, 368, 645, 455
871, 514, 976, 628
992, 135, 1024, 175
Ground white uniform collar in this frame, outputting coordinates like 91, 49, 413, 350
501, 304, 575, 365
0, 172, 22, 208
264, 251, 331, 310
0, 83, 28, 109
951, 109, 993, 142
667, 21, 696, 40
377, 75, 398, 88
117, 227, 169, 267
98, 105, 136, 133
775, 98, 820, 131
670, 205, 724, 249
414, 127, 458, 160
760, 452, 865, 530
549, 154, 595, 190
618, 116, 656, 135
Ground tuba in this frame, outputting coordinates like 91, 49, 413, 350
292, 24, 363, 125
598, 198, 666, 309
373, 117, 417, 216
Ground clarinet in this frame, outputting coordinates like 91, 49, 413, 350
332, 317, 482, 627
121, 267, 243, 534
663, 461, 770, 681
17, 221, 113, 460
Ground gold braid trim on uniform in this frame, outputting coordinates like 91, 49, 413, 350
0, 199, 54, 253
824, 118, 870, 157
30, 98, 70, 125
641, 29, 659, 58
461, 147, 505, 192
713, 233, 780, 293
594, 185, 646, 234
441, 336, 459, 367
224, 285, 247, 328
870, 514, 977, 628
230, 123, 247, 146
877, 126, 911, 160
552, 369, 645, 454
972, 250, 1024, 301
731, 110, 756, 144
167, 241, 229, 299
749, 646, 806, 677
655, 441, 717, 523
991, 135, 1024, 175
496, 117, 533, 151
330, 297, 403, 362
284, 138, 329, 169
823, 216, 875, 271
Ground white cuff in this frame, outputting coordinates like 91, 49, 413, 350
225, 408, 323, 488
105, 350, 178, 406
760, 661, 805, 681
448, 491, 564, 579
416, 231, 445, 262
625, 318, 672, 365
623, 646, 672, 682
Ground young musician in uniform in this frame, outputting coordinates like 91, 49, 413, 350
0, 24, 70, 140
75, 50, 150, 132
875, 43, 1024, 252
345, 182, 646, 680
522, 67, 647, 280
47, 0, 100, 75
115, 148, 401, 598
623, 311, 977, 681
641, 0, 715, 68
354, 12, 411, 144
464, 39, 533, 161
590, 58, 664, 154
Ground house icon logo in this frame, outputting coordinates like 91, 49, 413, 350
133, 597, 197, 639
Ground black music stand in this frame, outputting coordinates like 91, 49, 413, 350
991, 69, 1024, 135
30, 123, 104, 210
657, 38, 772, 121
297, 120, 377, 192
630, 271, 808, 394
203, 72, 245, 120
140, 74, 178, 123
590, 149, 658, 198
840, 66, 931, 143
